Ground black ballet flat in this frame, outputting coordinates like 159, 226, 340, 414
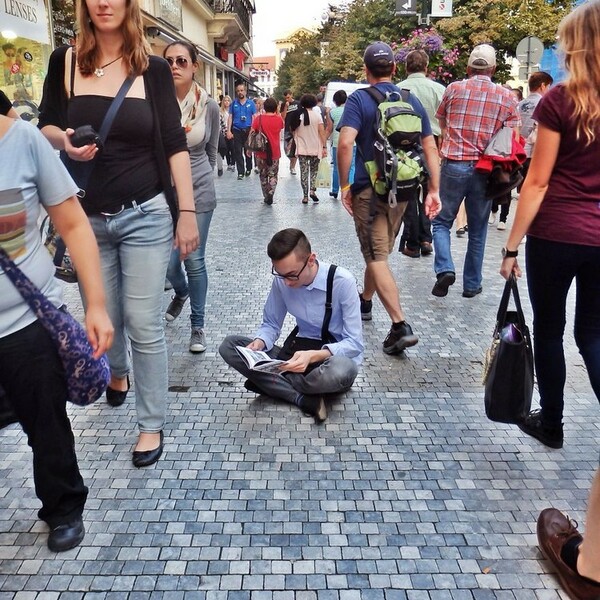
106, 375, 130, 407
132, 431, 164, 468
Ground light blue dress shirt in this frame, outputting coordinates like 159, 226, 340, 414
255, 261, 364, 366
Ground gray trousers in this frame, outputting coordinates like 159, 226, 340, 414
219, 335, 358, 404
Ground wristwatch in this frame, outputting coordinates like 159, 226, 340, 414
501, 247, 519, 259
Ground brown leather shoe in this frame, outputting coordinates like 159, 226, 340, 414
537, 508, 600, 599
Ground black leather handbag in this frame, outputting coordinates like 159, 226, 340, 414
483, 274, 534, 424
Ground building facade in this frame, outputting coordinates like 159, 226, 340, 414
0, 0, 261, 120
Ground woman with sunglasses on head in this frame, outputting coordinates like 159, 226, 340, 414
38, 0, 199, 468
163, 41, 219, 355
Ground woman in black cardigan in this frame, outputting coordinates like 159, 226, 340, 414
38, 0, 199, 468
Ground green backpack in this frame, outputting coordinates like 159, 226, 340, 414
363, 86, 426, 206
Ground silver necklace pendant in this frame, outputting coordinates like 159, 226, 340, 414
94, 68, 105, 78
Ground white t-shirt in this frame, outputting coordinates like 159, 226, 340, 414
0, 119, 79, 338
294, 106, 323, 157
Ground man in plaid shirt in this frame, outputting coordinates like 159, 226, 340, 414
431, 44, 520, 299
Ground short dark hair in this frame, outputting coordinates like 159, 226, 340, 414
264, 97, 277, 113
332, 90, 347, 106
300, 93, 318, 108
283, 89, 292, 96
267, 229, 311, 261
369, 63, 394, 78
528, 71, 554, 91
405, 50, 429, 74
235, 80, 246, 89
163, 40, 198, 64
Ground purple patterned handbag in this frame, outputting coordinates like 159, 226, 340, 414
0, 247, 110, 406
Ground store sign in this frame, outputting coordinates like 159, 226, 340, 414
1, 0, 50, 44
431, 0, 453, 17
156, 0, 182, 30
250, 68, 270, 78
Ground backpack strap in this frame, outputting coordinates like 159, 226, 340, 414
399, 88, 411, 103
69, 48, 76, 99
364, 86, 386, 106
321, 264, 338, 342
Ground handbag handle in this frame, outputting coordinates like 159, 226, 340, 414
495, 274, 527, 332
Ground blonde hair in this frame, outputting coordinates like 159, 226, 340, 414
76, 0, 151, 77
559, 0, 600, 144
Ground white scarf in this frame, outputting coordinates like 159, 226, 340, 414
180, 81, 208, 148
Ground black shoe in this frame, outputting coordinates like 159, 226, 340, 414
48, 517, 85, 552
245, 170, 252, 177
383, 321, 418, 355
462, 287, 483, 298
431, 272, 456, 297
106, 375, 130, 407
455, 227, 466, 237
310, 192, 320, 202
237, 174, 244, 180
132, 431, 164, 468
217, 169, 223, 177
518, 409, 564, 449
244, 379, 264, 394
297, 394, 327, 423
359, 294, 372, 321
329, 192, 338, 199
263, 195, 273, 205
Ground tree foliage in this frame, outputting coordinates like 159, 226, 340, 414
273, 0, 571, 98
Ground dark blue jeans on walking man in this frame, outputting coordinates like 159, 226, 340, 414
0, 320, 88, 529
526, 237, 600, 428
432, 159, 492, 293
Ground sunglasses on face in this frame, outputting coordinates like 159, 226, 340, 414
166, 56, 189, 68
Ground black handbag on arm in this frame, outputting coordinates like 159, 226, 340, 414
483, 274, 534, 424
278, 265, 338, 367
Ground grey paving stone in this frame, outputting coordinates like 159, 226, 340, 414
0, 159, 593, 599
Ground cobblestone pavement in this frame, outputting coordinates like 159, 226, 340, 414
1, 157, 597, 600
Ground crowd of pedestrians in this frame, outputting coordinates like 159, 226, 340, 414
1, 0, 600, 594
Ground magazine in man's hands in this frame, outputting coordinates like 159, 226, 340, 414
235, 346, 288, 373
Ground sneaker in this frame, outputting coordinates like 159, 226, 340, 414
217, 168, 223, 177
431, 272, 456, 297
455, 227, 466, 237
401, 247, 420, 258
189, 328, 206, 353
253, 167, 259, 174
237, 174, 244, 180
297, 394, 327, 423
329, 192, 338, 199
245, 170, 252, 177
518, 409, 564, 449
462, 287, 483, 298
165, 294, 189, 322
383, 321, 418, 355
290, 168, 297, 175
488, 212, 497, 225
264, 195, 273, 205
497, 221, 507, 230
359, 294, 372, 321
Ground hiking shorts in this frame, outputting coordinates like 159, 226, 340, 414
352, 186, 407, 263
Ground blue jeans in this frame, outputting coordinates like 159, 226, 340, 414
166, 209, 214, 329
526, 237, 600, 427
88, 193, 173, 433
432, 160, 492, 292
219, 335, 358, 404
331, 146, 356, 195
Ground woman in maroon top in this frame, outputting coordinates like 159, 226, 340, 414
250, 97, 283, 205
501, 2, 600, 596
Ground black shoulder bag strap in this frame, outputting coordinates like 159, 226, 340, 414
67, 50, 135, 196
321, 264, 338, 343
